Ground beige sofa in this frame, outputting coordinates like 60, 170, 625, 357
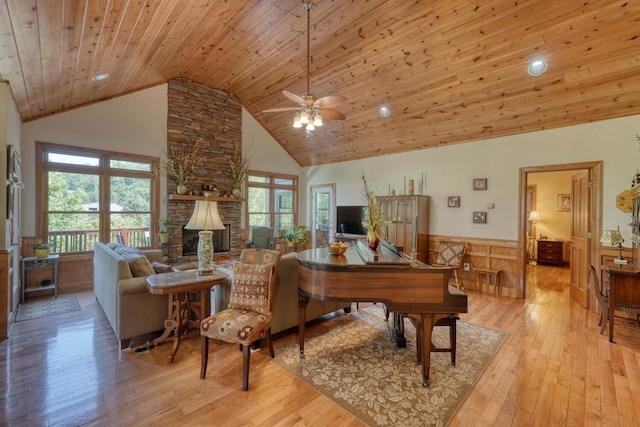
93, 242, 168, 349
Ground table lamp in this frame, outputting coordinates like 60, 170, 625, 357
601, 226, 626, 265
185, 200, 225, 276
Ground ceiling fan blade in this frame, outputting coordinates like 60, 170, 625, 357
320, 108, 346, 120
262, 107, 301, 113
283, 90, 305, 105
315, 95, 347, 108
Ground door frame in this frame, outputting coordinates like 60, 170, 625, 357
518, 161, 603, 309
309, 183, 336, 249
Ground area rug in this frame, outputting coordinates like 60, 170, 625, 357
16, 296, 81, 322
275, 306, 507, 426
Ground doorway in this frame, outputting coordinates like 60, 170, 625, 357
519, 161, 603, 310
310, 184, 336, 249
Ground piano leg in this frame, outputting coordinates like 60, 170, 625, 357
297, 290, 310, 359
418, 313, 435, 388
393, 312, 407, 348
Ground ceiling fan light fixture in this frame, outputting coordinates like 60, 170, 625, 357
313, 112, 323, 126
306, 122, 315, 131
293, 113, 302, 128
300, 110, 309, 124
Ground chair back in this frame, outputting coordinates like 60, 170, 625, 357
240, 248, 282, 307
250, 227, 275, 249
228, 262, 276, 316
589, 264, 608, 305
433, 240, 468, 267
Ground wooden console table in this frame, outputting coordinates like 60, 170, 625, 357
602, 261, 640, 343
145, 271, 227, 362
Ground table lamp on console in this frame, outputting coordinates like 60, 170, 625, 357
185, 200, 225, 276
601, 226, 626, 265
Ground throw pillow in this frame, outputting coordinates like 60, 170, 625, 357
152, 261, 173, 273
228, 263, 274, 315
128, 256, 155, 277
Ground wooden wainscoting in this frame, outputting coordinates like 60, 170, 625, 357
429, 235, 520, 297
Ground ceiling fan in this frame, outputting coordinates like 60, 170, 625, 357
262, 1, 346, 131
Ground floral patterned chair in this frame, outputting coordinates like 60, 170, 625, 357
199, 249, 281, 391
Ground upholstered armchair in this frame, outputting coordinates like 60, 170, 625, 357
249, 226, 275, 249
200, 249, 281, 391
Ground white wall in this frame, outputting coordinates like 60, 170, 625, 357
301, 115, 640, 243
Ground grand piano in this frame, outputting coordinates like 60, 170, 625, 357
296, 239, 468, 387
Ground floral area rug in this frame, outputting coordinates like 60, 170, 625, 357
16, 295, 80, 322
275, 305, 507, 426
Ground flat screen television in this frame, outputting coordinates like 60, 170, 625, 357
336, 205, 367, 235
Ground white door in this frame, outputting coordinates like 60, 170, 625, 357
310, 184, 335, 249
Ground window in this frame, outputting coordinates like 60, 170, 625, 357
36, 142, 159, 253
246, 171, 297, 232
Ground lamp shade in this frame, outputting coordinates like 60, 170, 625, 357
528, 210, 541, 222
185, 200, 225, 231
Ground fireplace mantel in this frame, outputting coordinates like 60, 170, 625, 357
168, 195, 245, 202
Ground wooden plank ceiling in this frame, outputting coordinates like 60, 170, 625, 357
1, 0, 640, 166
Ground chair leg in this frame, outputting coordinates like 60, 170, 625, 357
453, 270, 461, 289
242, 344, 251, 391
266, 329, 274, 358
599, 308, 609, 335
200, 336, 209, 379
450, 318, 457, 366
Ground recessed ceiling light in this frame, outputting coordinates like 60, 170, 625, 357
379, 104, 391, 117
527, 59, 547, 76
91, 73, 110, 82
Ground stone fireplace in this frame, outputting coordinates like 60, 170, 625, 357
164, 78, 243, 263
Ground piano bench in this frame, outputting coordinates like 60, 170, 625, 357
474, 268, 502, 295
410, 314, 459, 366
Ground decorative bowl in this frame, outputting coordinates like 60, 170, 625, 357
327, 244, 347, 257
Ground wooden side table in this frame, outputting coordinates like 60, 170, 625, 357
21, 254, 59, 303
145, 270, 227, 362
474, 268, 502, 295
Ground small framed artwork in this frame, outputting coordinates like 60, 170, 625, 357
557, 194, 571, 212
473, 178, 487, 191
447, 196, 460, 207
473, 211, 487, 224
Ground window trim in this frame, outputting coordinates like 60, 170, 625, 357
36, 141, 160, 252
245, 170, 298, 230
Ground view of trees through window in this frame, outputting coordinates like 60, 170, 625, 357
38, 143, 157, 253
247, 172, 297, 233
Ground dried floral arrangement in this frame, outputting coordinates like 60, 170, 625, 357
361, 174, 389, 233
162, 138, 203, 185
228, 140, 251, 190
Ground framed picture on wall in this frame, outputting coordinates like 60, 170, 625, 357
447, 196, 460, 207
473, 211, 487, 224
473, 178, 487, 191
557, 194, 571, 212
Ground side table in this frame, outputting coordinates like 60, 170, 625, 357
145, 270, 227, 362
22, 254, 59, 303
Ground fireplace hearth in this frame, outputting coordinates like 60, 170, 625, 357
182, 224, 231, 256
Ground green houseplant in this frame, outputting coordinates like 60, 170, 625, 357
158, 216, 175, 243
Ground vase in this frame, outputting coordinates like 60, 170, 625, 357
232, 187, 241, 198
35, 248, 50, 259
367, 230, 379, 250
176, 184, 188, 195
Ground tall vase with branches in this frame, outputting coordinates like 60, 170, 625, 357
361, 175, 389, 250
162, 138, 203, 194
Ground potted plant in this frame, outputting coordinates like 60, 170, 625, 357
285, 230, 297, 247
158, 216, 175, 243
294, 226, 310, 249
35, 241, 51, 259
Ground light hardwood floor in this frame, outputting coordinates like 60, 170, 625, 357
1, 265, 639, 426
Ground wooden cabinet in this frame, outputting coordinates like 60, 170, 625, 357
376, 195, 429, 263
537, 240, 564, 265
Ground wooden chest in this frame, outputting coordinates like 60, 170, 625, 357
537, 240, 564, 265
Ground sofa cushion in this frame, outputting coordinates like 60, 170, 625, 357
152, 261, 173, 273
111, 244, 154, 277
